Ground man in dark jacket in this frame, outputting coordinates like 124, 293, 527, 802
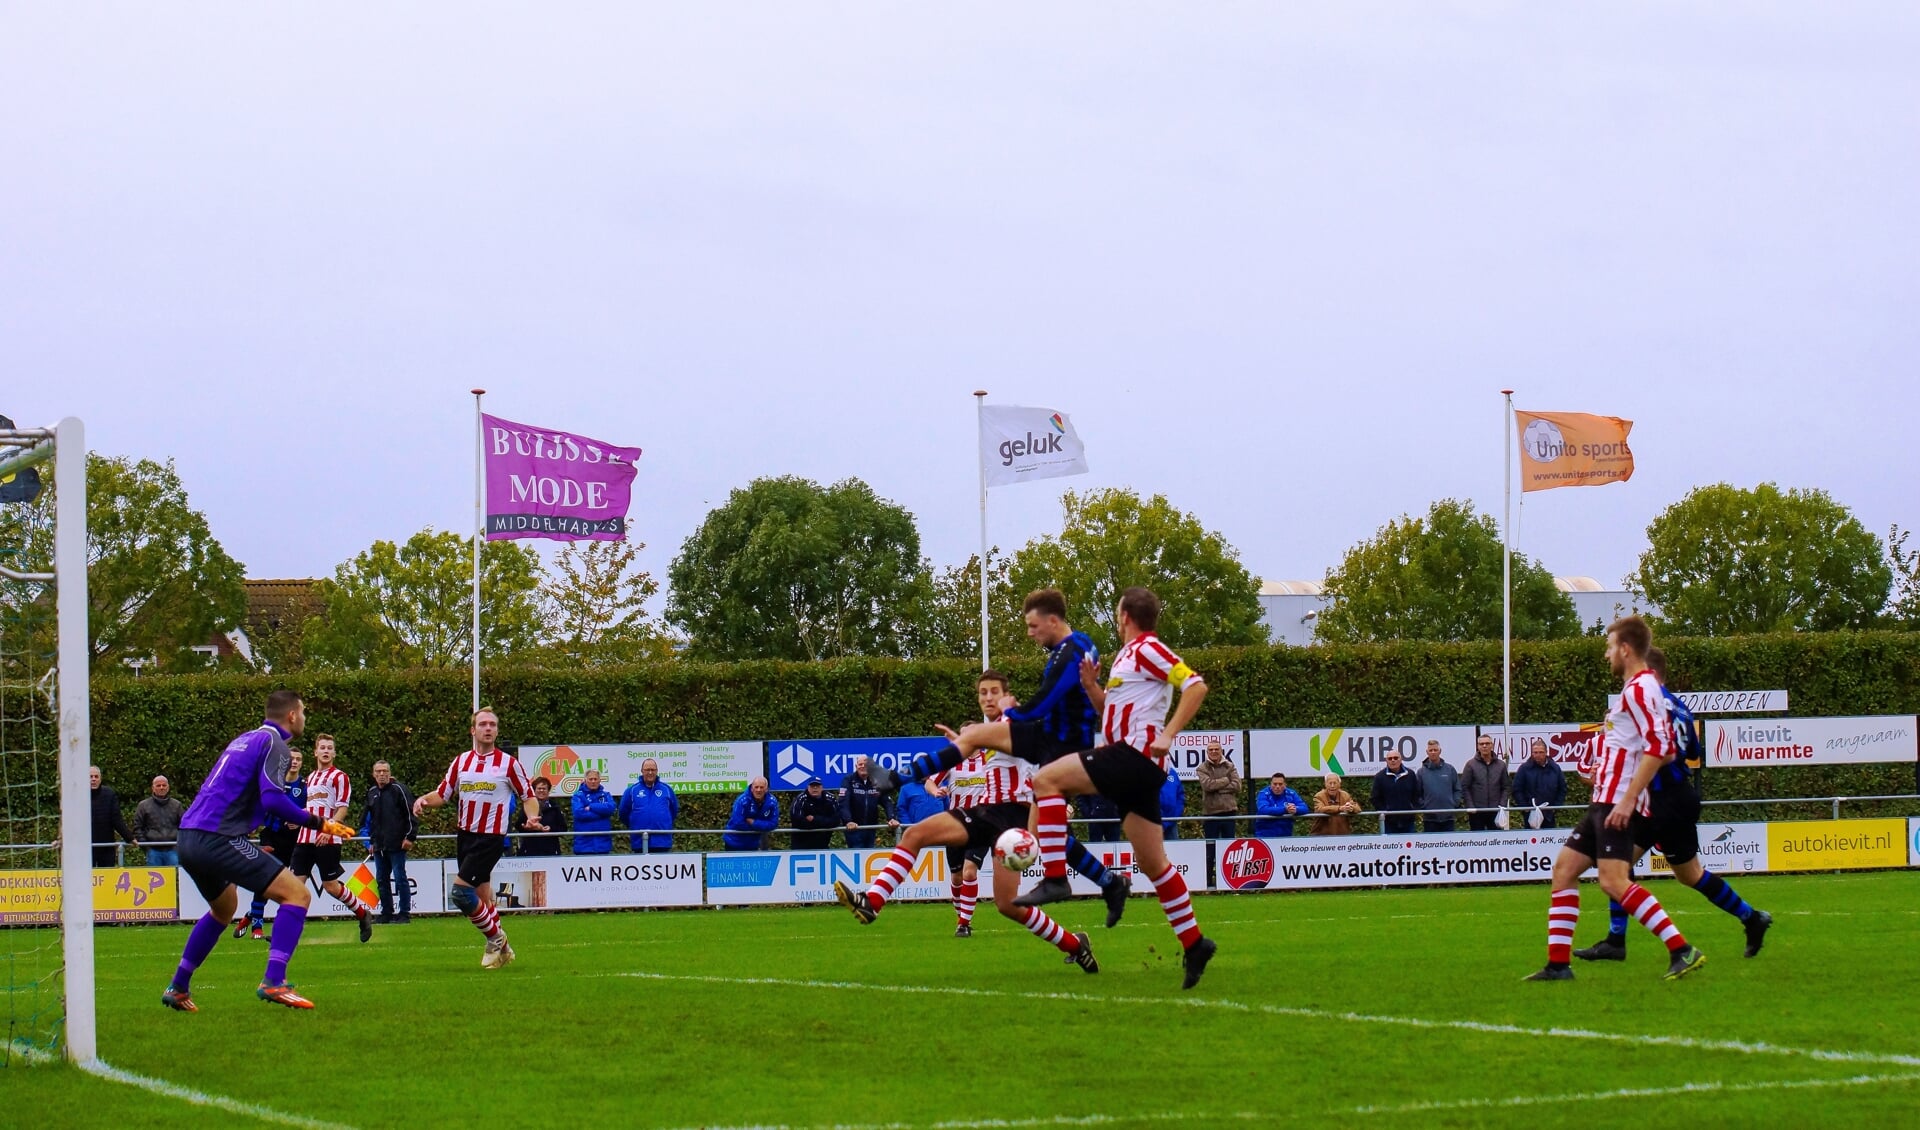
570, 769, 617, 855
1512, 738, 1567, 829
617, 758, 677, 853
1371, 752, 1424, 835
1460, 734, 1512, 832
89, 766, 135, 867
133, 776, 186, 866
789, 778, 841, 849
514, 775, 569, 856
838, 756, 896, 849
1416, 741, 1461, 834
364, 761, 418, 923
724, 778, 781, 850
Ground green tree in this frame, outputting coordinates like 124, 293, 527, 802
0, 454, 245, 672
533, 539, 673, 665
1317, 498, 1578, 643
303, 528, 544, 668
1888, 525, 1920, 628
1001, 487, 1266, 655
911, 551, 1029, 662
666, 477, 929, 661
1629, 483, 1890, 635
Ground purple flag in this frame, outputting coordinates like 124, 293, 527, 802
482, 414, 641, 541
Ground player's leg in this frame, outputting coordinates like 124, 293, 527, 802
1125, 812, 1215, 988
1062, 836, 1131, 928
947, 844, 977, 936
1597, 857, 1702, 979
255, 868, 318, 1006
991, 845, 1096, 973
1016, 755, 1096, 904
318, 847, 373, 941
166, 882, 237, 1011
837, 817, 955, 922
1576, 846, 1645, 962
1525, 838, 1593, 981
1670, 853, 1771, 957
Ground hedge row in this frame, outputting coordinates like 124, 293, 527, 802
71, 630, 1920, 850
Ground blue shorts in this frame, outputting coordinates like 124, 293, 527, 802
177, 828, 286, 903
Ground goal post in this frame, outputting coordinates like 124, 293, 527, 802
0, 416, 92, 1065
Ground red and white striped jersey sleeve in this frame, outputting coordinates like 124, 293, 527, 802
507, 755, 533, 797
1622, 674, 1671, 763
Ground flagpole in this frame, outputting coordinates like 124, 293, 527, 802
1501, 389, 1514, 757
472, 388, 486, 713
975, 389, 989, 670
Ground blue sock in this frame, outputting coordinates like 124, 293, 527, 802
248, 892, 267, 924
1064, 838, 1112, 886
1691, 869, 1754, 922
1607, 900, 1629, 940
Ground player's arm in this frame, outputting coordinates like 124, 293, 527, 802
258, 764, 335, 835
1147, 667, 1208, 758
1607, 684, 1672, 828
1005, 637, 1090, 722
1079, 656, 1107, 711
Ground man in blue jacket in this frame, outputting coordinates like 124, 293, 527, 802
569, 769, 617, 855
1252, 772, 1309, 838
1160, 765, 1184, 839
618, 758, 678, 853
894, 776, 947, 827
724, 777, 781, 850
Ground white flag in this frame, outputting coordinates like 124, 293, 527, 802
980, 405, 1089, 488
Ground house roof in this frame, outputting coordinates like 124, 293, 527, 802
243, 579, 324, 635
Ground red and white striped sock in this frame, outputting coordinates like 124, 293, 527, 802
865, 847, 917, 909
1547, 887, 1580, 964
1019, 906, 1079, 954
952, 876, 977, 927
1036, 796, 1070, 878
1150, 865, 1202, 950
469, 904, 502, 941
1620, 883, 1686, 952
333, 889, 366, 918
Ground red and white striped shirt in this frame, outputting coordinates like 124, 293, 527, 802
297, 766, 350, 845
943, 751, 1034, 808
1592, 669, 1673, 813
1101, 632, 1203, 767
437, 749, 533, 836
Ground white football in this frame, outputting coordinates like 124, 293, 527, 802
994, 827, 1039, 871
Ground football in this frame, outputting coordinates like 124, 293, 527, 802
994, 827, 1039, 871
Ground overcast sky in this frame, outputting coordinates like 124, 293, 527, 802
5, 5, 1916, 607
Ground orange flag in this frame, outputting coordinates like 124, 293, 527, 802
1514, 410, 1635, 492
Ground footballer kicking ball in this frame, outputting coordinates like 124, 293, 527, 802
994, 827, 1039, 872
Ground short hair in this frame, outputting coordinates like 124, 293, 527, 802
1645, 646, 1669, 682
977, 668, 1009, 689
312, 733, 336, 747
532, 775, 552, 790
1118, 586, 1161, 632
372, 761, 390, 770
265, 689, 303, 718
471, 707, 499, 725
1608, 614, 1652, 658
1022, 588, 1067, 620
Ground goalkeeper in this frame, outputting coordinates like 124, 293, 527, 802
162, 690, 358, 1012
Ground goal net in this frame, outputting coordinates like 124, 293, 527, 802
0, 417, 92, 1066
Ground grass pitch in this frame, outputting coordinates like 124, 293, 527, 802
7, 871, 1919, 1129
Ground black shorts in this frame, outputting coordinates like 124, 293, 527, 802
1563, 803, 1638, 863
177, 828, 287, 903
455, 830, 507, 888
1634, 785, 1703, 867
288, 842, 346, 885
261, 830, 298, 862
951, 802, 1031, 861
1008, 721, 1081, 767
1079, 743, 1166, 824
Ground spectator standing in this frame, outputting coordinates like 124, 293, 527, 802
617, 758, 678, 853
838, 755, 895, 849
133, 776, 185, 866
364, 760, 418, 923
894, 777, 947, 827
724, 777, 781, 850
1312, 774, 1361, 835
1460, 734, 1512, 832
1372, 752, 1424, 835
1416, 741, 1461, 833
514, 776, 569, 856
1512, 738, 1567, 829
1160, 765, 1184, 839
789, 777, 840, 850
1075, 793, 1123, 842
1252, 773, 1309, 838
89, 766, 135, 867
569, 769, 617, 855
1195, 740, 1243, 840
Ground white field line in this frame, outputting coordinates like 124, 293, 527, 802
665, 1071, 1920, 1130
82, 1059, 358, 1130
618, 972, 1920, 1070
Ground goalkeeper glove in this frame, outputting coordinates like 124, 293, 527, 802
320, 820, 357, 840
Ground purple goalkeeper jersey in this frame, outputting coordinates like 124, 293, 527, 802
180, 720, 313, 837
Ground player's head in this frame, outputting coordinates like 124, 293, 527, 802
286, 748, 303, 777
1605, 615, 1653, 677
1645, 646, 1669, 684
977, 669, 1009, 719
1022, 589, 1070, 647
265, 689, 305, 736
640, 757, 659, 784
1116, 586, 1160, 637
372, 760, 391, 785
471, 708, 500, 750
313, 733, 336, 767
